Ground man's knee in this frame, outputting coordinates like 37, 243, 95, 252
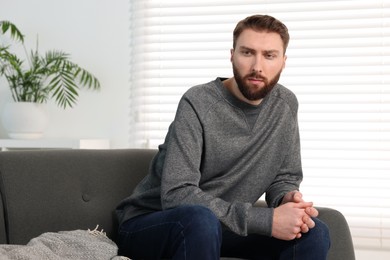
176, 205, 222, 240
309, 218, 331, 251
314, 218, 330, 240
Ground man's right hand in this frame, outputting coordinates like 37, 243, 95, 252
271, 201, 314, 240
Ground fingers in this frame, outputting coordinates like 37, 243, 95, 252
292, 201, 313, 209
305, 206, 319, 218
292, 191, 303, 202
302, 215, 315, 229
295, 224, 309, 239
290, 192, 317, 216
282, 190, 304, 205
294, 215, 315, 240
301, 223, 309, 233
294, 222, 312, 239
273, 198, 319, 240
287, 202, 318, 228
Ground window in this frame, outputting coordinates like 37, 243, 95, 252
128, 0, 390, 250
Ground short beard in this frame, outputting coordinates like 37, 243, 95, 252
232, 63, 282, 101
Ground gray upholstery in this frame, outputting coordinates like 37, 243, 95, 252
315, 206, 355, 260
0, 149, 155, 245
0, 149, 355, 259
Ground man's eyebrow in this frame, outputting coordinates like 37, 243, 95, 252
238, 46, 281, 54
263, 50, 280, 54
238, 46, 255, 51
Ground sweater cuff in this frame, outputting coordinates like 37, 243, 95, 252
247, 206, 274, 236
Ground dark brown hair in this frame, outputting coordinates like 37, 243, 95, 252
233, 14, 290, 54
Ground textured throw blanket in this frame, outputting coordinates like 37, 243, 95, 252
0, 226, 130, 260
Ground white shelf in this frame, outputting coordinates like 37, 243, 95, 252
0, 139, 110, 151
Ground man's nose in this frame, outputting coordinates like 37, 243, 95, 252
252, 55, 263, 73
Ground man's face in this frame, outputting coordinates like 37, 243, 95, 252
231, 29, 287, 102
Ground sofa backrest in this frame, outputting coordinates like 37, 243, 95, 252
0, 149, 156, 245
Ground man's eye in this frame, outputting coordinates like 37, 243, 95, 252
241, 50, 252, 56
265, 53, 276, 59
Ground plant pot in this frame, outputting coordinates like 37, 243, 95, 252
1, 102, 48, 139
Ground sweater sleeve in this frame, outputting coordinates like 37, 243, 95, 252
160, 94, 272, 236
265, 108, 303, 208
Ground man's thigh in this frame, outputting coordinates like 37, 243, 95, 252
117, 205, 221, 259
117, 207, 193, 258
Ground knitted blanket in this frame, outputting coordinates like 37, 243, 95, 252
0, 226, 130, 260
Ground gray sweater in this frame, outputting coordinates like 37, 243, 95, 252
117, 78, 302, 237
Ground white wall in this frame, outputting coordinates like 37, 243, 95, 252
0, 0, 131, 148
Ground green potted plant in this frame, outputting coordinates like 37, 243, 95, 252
0, 21, 101, 139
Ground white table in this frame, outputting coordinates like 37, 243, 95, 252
0, 139, 110, 151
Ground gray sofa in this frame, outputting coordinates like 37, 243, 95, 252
0, 149, 355, 259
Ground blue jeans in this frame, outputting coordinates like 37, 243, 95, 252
117, 205, 330, 260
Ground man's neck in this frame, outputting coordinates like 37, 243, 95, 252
222, 77, 262, 106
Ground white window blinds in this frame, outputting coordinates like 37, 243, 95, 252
128, 0, 390, 250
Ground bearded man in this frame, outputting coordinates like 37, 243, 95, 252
116, 14, 330, 260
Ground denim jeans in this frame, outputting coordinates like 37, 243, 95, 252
117, 205, 330, 260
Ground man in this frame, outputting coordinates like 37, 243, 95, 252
116, 14, 330, 259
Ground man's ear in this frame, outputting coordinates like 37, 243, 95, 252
230, 48, 234, 62
283, 55, 287, 69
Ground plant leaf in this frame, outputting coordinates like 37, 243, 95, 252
0, 20, 24, 43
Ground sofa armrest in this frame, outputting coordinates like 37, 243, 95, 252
316, 206, 355, 260
253, 201, 355, 260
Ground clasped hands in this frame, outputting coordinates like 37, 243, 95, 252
271, 190, 318, 241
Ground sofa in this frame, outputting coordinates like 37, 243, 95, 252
0, 149, 355, 259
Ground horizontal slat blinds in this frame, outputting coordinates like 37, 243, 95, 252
128, 0, 390, 250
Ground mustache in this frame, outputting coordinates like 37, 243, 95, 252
247, 71, 267, 81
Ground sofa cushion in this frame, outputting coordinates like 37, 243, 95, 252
0, 149, 156, 245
